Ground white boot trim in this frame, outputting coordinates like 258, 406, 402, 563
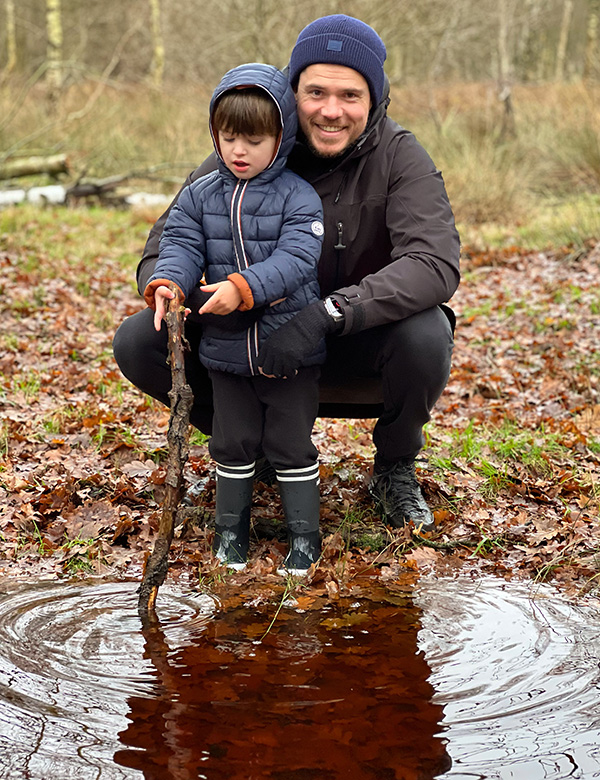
216, 461, 256, 480
276, 464, 320, 483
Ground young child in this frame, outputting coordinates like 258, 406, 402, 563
144, 63, 325, 574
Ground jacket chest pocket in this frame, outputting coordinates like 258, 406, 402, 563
324, 198, 390, 288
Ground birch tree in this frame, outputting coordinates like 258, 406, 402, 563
555, 0, 574, 80
149, 0, 165, 87
5, 0, 17, 73
584, 0, 600, 78
497, 0, 517, 137
46, 0, 63, 94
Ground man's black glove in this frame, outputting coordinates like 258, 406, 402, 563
257, 300, 342, 377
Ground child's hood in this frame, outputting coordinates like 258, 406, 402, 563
209, 63, 297, 179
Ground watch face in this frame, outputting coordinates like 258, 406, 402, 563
325, 298, 343, 318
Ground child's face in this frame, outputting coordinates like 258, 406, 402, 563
217, 131, 278, 179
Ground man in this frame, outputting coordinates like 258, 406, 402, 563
113, 14, 460, 532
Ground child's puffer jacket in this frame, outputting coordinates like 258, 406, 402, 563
145, 63, 325, 377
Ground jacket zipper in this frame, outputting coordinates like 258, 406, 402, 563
231, 180, 249, 272
333, 221, 346, 291
331, 173, 348, 290
230, 180, 258, 375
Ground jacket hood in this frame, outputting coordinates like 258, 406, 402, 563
351, 72, 390, 154
209, 63, 298, 181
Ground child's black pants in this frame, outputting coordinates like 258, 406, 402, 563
207, 367, 320, 470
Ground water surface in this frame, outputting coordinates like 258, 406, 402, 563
0, 575, 599, 779
416, 575, 600, 779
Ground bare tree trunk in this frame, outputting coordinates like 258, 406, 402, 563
425, 2, 463, 133
149, 0, 165, 88
5, 0, 17, 73
497, 0, 517, 138
45, 0, 63, 101
585, 0, 600, 79
555, 0, 574, 81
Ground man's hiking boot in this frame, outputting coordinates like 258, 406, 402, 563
254, 455, 277, 486
181, 477, 207, 508
369, 457, 435, 532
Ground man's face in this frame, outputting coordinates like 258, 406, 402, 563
295, 64, 371, 158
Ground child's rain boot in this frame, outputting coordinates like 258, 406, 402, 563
277, 464, 321, 576
212, 463, 254, 570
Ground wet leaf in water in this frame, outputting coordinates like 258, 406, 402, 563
320, 611, 371, 629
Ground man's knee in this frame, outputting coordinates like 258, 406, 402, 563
113, 310, 214, 433
112, 309, 166, 387
383, 306, 454, 377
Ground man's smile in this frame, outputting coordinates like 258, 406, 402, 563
316, 124, 345, 133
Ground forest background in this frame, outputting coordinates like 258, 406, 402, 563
1, 0, 600, 237
1, 0, 599, 593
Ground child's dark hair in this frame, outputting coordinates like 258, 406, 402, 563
213, 87, 281, 137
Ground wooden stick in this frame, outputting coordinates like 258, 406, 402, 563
138, 287, 193, 619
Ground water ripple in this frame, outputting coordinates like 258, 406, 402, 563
0, 580, 216, 780
2, 576, 600, 779
415, 575, 600, 779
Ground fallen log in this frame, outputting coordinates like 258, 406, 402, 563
138, 288, 193, 620
0, 154, 69, 180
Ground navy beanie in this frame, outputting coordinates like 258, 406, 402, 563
288, 15, 387, 105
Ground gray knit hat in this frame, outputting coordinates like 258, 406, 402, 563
288, 15, 387, 105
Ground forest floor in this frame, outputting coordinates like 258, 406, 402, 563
1, 206, 599, 603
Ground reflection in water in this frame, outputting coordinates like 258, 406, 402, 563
116, 584, 450, 779
1, 575, 600, 779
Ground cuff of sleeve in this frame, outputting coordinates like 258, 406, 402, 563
340, 303, 366, 336
228, 273, 254, 311
143, 279, 184, 309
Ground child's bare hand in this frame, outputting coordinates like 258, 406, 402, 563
199, 281, 243, 316
153, 285, 175, 331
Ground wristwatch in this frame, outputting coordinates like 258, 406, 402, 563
324, 296, 344, 321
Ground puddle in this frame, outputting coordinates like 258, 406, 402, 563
0, 575, 599, 779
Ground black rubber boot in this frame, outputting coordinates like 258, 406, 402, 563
212, 464, 254, 570
277, 465, 321, 576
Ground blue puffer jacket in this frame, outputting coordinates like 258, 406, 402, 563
146, 63, 325, 376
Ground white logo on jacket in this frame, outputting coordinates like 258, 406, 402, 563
311, 221, 324, 236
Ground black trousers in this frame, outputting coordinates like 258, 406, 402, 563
208, 368, 320, 470
112, 305, 454, 462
